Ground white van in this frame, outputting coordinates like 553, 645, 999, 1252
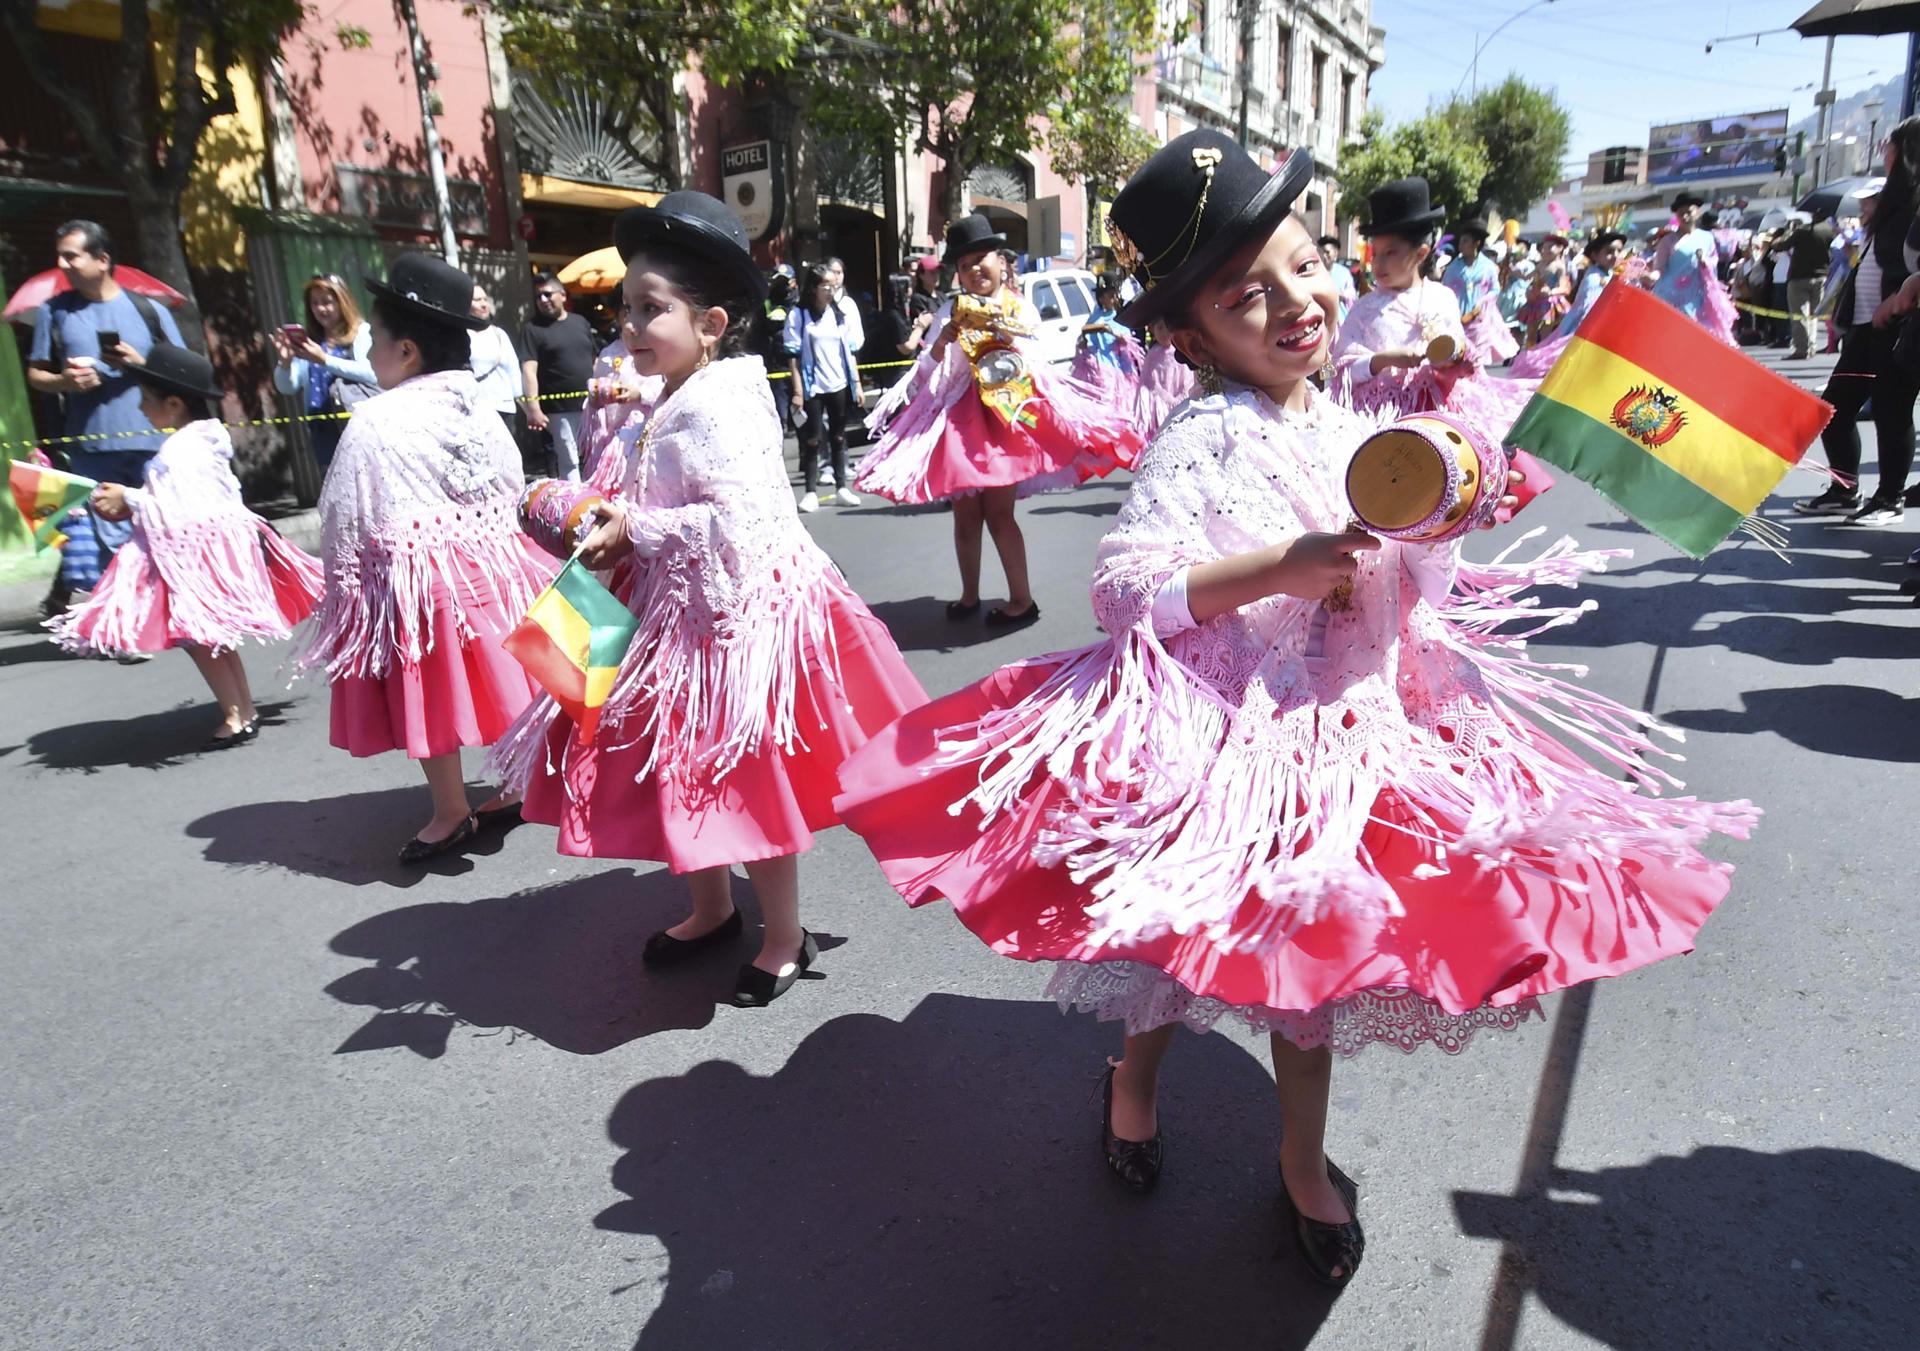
1019, 268, 1102, 364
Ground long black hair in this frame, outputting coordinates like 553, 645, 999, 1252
371, 296, 471, 373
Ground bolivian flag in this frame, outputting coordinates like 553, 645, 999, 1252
9, 458, 97, 551
503, 558, 638, 745
1505, 281, 1833, 557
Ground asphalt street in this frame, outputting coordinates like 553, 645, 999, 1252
2, 350, 1915, 1350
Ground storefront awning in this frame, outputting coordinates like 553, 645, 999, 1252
520, 175, 663, 211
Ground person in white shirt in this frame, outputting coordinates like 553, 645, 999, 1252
468, 285, 526, 443
784, 262, 865, 511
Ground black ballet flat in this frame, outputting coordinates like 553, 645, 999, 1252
641, 909, 744, 968
1099, 1064, 1164, 1193
985, 602, 1041, 629
730, 930, 818, 1007
1281, 1158, 1365, 1288
945, 599, 982, 620
201, 718, 259, 752
397, 814, 477, 865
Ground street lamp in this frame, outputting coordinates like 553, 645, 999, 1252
1456, 0, 1558, 97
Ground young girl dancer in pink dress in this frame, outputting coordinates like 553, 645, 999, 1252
834, 131, 1756, 1286
1333, 178, 1554, 513
1133, 319, 1197, 437
857, 214, 1143, 630
294, 254, 557, 864
50, 344, 321, 746
494, 193, 925, 1007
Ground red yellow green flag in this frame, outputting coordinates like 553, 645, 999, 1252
1504, 281, 1833, 557
9, 459, 97, 551
502, 557, 638, 745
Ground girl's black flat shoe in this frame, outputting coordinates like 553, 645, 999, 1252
945, 598, 982, 620
1281, 1158, 1365, 1288
397, 814, 477, 865
641, 909, 743, 968
201, 718, 259, 752
985, 602, 1041, 629
1099, 1064, 1163, 1193
731, 930, 818, 1007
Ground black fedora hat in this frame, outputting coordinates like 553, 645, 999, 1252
365, 253, 486, 331
944, 213, 1008, 262
135, 341, 223, 402
614, 191, 766, 302
1108, 129, 1313, 327
1360, 177, 1448, 239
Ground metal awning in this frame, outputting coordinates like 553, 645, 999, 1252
1793, 0, 1920, 37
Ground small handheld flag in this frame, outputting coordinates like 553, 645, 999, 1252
503, 556, 638, 745
9, 458, 97, 551
1505, 282, 1833, 558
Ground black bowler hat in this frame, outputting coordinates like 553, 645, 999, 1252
1452, 213, 1493, 240
135, 342, 223, 402
1108, 129, 1313, 326
1360, 177, 1448, 239
943, 213, 1008, 262
1672, 190, 1705, 211
1582, 230, 1626, 257
614, 191, 767, 302
365, 253, 486, 331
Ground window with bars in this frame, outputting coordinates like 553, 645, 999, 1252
1311, 49, 1327, 121
1276, 22, 1292, 103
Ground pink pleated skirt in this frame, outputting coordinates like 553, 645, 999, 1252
328, 563, 542, 761
522, 587, 926, 873
833, 660, 1734, 1021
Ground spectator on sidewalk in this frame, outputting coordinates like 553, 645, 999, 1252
26, 219, 184, 618
1767, 234, 1793, 347
468, 284, 524, 443
909, 256, 944, 321
518, 274, 595, 480
1781, 211, 1836, 360
269, 273, 377, 476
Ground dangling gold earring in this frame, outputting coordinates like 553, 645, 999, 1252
696, 344, 713, 371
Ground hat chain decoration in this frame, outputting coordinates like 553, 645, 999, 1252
1111, 146, 1223, 292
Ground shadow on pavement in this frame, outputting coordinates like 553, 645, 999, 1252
1454, 1146, 1920, 1349
1663, 685, 1920, 762
185, 781, 511, 886
596, 994, 1339, 1350
27, 698, 295, 772
325, 869, 837, 1057
0, 632, 69, 668
863, 596, 1039, 653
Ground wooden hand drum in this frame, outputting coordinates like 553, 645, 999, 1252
1425, 333, 1462, 366
518, 479, 608, 558
1345, 412, 1508, 543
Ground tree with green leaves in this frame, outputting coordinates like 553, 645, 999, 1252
1336, 109, 1493, 230
0, 0, 307, 348
829, 0, 1162, 226
1046, 14, 1159, 237
1445, 77, 1572, 217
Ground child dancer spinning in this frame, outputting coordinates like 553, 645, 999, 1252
495, 193, 925, 1007
858, 214, 1143, 629
834, 131, 1756, 1285
1509, 230, 1626, 379
1067, 275, 1143, 404
294, 254, 556, 863
49, 344, 322, 745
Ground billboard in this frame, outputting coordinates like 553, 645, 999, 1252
1647, 110, 1790, 184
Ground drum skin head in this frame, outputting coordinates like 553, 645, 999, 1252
1348, 428, 1450, 531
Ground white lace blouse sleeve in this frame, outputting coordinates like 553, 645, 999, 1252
1148, 567, 1198, 635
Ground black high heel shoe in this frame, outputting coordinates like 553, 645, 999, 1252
641, 909, 743, 968
1099, 1064, 1163, 1193
731, 930, 818, 1007
1280, 1158, 1365, 1288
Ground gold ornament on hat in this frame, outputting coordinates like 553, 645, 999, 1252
1112, 144, 1223, 291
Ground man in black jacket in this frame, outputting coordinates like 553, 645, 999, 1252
1778, 211, 1836, 360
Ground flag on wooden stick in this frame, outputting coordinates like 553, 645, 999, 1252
503, 557, 638, 745
1505, 281, 1833, 557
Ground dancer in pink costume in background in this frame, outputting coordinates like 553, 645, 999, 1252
50, 344, 321, 747
834, 131, 1756, 1287
293, 253, 557, 864
1067, 274, 1144, 402
1510, 231, 1626, 380
1441, 213, 1518, 367
858, 213, 1144, 630
1133, 318, 1197, 437
494, 193, 925, 1008
1648, 192, 1739, 346
1331, 177, 1554, 516
577, 337, 662, 482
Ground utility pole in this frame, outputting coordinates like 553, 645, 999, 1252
1812, 36, 1837, 187
398, 0, 460, 262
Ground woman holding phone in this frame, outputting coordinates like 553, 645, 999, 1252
270, 275, 378, 474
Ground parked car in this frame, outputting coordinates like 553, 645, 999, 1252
1019, 268, 1100, 365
